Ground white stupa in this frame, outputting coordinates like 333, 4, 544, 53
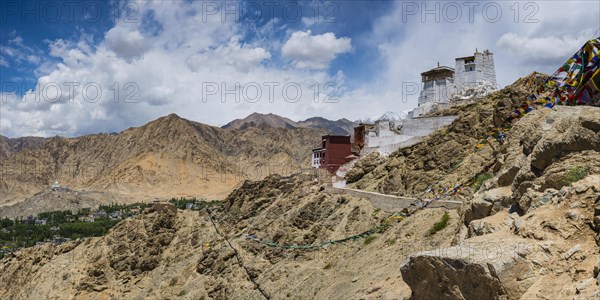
50, 180, 61, 191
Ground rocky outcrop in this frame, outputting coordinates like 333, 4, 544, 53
395, 74, 600, 299
345, 152, 385, 183
490, 106, 599, 213
401, 237, 538, 300
458, 104, 600, 226
404, 160, 599, 299
463, 187, 512, 224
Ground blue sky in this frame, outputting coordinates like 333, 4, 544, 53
1, 0, 393, 93
1, 0, 114, 85
1, 0, 599, 137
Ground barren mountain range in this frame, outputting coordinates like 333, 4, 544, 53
222, 112, 357, 136
0, 135, 48, 161
0, 114, 328, 217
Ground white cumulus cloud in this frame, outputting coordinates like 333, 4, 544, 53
0, 2, 347, 137
497, 32, 592, 65
282, 30, 351, 69
104, 27, 151, 62
187, 37, 271, 73
1, 0, 598, 138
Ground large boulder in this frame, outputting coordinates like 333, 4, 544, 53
345, 152, 384, 183
400, 238, 539, 300
529, 122, 599, 171
463, 187, 512, 224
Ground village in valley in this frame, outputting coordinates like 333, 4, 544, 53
0, 194, 146, 258
0, 180, 221, 257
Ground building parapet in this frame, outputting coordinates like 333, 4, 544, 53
354, 116, 457, 156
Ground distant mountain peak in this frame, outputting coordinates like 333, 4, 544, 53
378, 111, 408, 121
147, 113, 192, 125
222, 113, 357, 135
222, 113, 299, 130
357, 111, 409, 124
160, 113, 186, 122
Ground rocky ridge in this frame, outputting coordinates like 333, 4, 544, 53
0, 174, 459, 299
0, 135, 48, 160
223, 112, 357, 136
0, 114, 325, 216
394, 75, 599, 299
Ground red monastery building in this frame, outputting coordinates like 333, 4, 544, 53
311, 135, 354, 172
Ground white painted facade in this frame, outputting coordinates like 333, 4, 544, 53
359, 116, 457, 156
413, 50, 497, 118
417, 68, 455, 107
364, 121, 412, 148
454, 50, 497, 89
311, 148, 324, 168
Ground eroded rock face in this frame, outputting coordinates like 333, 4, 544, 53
468, 219, 500, 237
505, 107, 599, 211
401, 238, 538, 300
463, 187, 512, 224
345, 152, 384, 183
105, 204, 177, 276
402, 104, 600, 299
464, 106, 600, 218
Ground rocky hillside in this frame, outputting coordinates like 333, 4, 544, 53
222, 112, 300, 130
0, 174, 459, 299
223, 113, 356, 136
0, 114, 325, 214
402, 105, 599, 299
297, 117, 356, 136
0, 135, 48, 160
345, 72, 600, 299
0, 73, 598, 299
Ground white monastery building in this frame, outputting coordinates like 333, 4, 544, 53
411, 49, 498, 118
